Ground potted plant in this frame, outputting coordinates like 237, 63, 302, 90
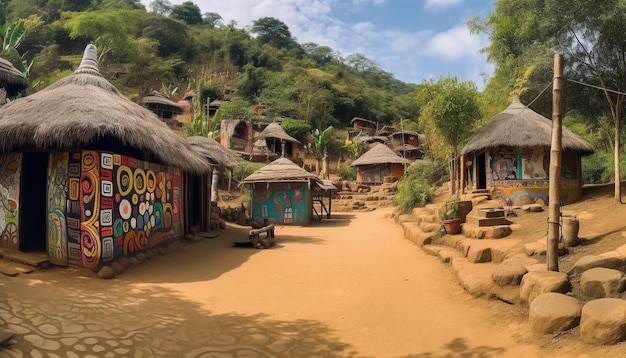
441, 199, 462, 234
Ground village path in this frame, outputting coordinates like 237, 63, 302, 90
0, 207, 614, 357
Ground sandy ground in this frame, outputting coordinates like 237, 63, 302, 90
3, 184, 626, 357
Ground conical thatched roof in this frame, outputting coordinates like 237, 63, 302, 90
0, 44, 211, 174
187, 136, 238, 170
351, 143, 412, 166
461, 95, 595, 155
258, 122, 300, 143
241, 157, 320, 184
0, 57, 28, 96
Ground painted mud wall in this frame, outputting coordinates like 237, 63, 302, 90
0, 153, 21, 250
48, 150, 182, 268
250, 182, 311, 225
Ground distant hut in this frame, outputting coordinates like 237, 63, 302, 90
377, 125, 396, 137
240, 157, 322, 225
187, 136, 238, 231
461, 95, 595, 206
0, 57, 28, 102
176, 90, 196, 113
140, 90, 184, 120
258, 122, 300, 161
0, 45, 211, 269
349, 117, 377, 139
389, 130, 423, 160
220, 119, 252, 152
351, 143, 411, 184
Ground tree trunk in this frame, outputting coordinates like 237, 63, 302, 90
315, 158, 321, 176
615, 101, 622, 204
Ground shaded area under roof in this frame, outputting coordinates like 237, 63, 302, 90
461, 95, 595, 156
0, 44, 211, 174
351, 143, 412, 166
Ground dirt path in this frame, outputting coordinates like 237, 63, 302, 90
0, 207, 623, 357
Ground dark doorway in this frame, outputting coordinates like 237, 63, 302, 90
19, 152, 48, 252
186, 173, 207, 233
477, 153, 487, 190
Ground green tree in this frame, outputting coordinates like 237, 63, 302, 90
311, 126, 334, 178
170, 1, 202, 25
203, 12, 223, 28
250, 17, 295, 49
149, 0, 172, 16
416, 76, 481, 195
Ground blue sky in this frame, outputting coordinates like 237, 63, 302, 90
141, 0, 495, 89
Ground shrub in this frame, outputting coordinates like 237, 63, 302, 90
280, 119, 310, 143
338, 165, 356, 181
393, 163, 436, 213
233, 161, 265, 183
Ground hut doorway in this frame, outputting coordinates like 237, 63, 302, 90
476, 153, 487, 190
186, 174, 207, 233
19, 152, 48, 252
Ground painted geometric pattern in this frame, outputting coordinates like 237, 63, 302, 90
47, 152, 69, 265
0, 153, 21, 250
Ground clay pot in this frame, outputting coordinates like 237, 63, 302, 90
443, 218, 462, 235
561, 215, 579, 247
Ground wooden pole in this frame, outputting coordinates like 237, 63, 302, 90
547, 53, 564, 272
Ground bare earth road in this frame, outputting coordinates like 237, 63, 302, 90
0, 208, 610, 357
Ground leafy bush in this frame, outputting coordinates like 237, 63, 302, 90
338, 165, 356, 181
393, 164, 435, 213
233, 161, 265, 183
581, 151, 626, 185
281, 119, 311, 142
408, 159, 449, 187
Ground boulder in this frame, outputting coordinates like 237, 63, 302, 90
466, 245, 491, 263
569, 253, 626, 277
110, 261, 125, 275
528, 293, 582, 334
492, 262, 528, 286
580, 298, 626, 345
580, 268, 626, 299
136, 252, 147, 263
97, 266, 116, 280
118, 256, 131, 268
520, 271, 570, 304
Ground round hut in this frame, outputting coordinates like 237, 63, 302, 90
0, 57, 28, 101
0, 44, 211, 269
140, 90, 184, 120
460, 95, 595, 206
258, 122, 300, 161
351, 143, 412, 184
240, 157, 322, 225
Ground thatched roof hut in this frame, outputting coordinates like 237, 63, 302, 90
187, 136, 238, 170
140, 90, 184, 119
241, 157, 320, 185
259, 122, 300, 143
0, 44, 210, 174
461, 95, 595, 155
351, 143, 412, 166
0, 57, 28, 97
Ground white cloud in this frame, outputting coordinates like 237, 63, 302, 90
424, 0, 463, 10
423, 25, 486, 61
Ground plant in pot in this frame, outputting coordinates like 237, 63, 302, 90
441, 199, 462, 235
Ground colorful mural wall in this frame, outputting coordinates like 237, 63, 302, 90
0, 153, 21, 250
47, 150, 182, 268
251, 182, 310, 225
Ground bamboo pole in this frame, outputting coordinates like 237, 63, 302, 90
547, 53, 564, 272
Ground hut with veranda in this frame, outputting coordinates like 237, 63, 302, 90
0, 44, 212, 270
351, 143, 412, 184
460, 94, 595, 206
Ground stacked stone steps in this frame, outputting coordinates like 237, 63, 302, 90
332, 190, 396, 212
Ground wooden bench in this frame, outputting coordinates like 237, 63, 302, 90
249, 223, 275, 249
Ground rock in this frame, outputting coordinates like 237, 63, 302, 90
525, 241, 546, 256
569, 253, 626, 277
145, 250, 154, 259
492, 262, 528, 286
110, 262, 125, 275
467, 245, 491, 263
521, 204, 544, 212
118, 257, 131, 268
580, 298, 626, 345
97, 266, 116, 280
136, 253, 147, 263
580, 268, 626, 299
129, 257, 139, 266
520, 271, 571, 304
528, 293, 582, 334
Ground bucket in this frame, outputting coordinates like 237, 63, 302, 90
561, 215, 579, 247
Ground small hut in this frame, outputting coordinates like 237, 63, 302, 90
349, 117, 377, 139
187, 136, 238, 231
258, 122, 300, 161
140, 90, 184, 120
240, 157, 322, 225
461, 95, 595, 206
351, 143, 412, 184
389, 130, 423, 160
0, 57, 28, 101
220, 119, 252, 152
0, 45, 211, 269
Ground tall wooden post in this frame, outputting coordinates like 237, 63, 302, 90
547, 54, 564, 271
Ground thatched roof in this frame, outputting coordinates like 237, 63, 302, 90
259, 122, 300, 143
140, 90, 184, 118
187, 136, 238, 169
390, 130, 420, 138
352, 135, 389, 145
0, 44, 211, 174
350, 116, 376, 126
0, 57, 28, 96
461, 95, 595, 155
241, 157, 320, 184
351, 143, 412, 166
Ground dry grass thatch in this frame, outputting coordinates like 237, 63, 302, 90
187, 136, 238, 169
0, 44, 211, 174
241, 157, 321, 184
461, 95, 595, 155
259, 122, 300, 143
350, 116, 376, 126
0, 57, 28, 96
351, 143, 412, 166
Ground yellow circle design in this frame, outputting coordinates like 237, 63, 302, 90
116, 166, 133, 197
134, 168, 147, 195
146, 170, 157, 193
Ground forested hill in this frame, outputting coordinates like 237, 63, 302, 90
0, 0, 421, 129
